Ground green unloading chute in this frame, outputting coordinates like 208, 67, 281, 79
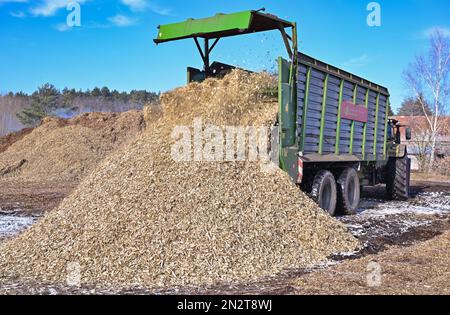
154, 10, 294, 44
153, 9, 297, 79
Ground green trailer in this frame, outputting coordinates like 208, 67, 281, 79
154, 9, 412, 216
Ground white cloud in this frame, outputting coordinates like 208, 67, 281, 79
55, 23, 70, 32
147, 1, 172, 16
10, 11, 26, 18
423, 26, 450, 38
0, 0, 28, 4
121, 0, 172, 16
108, 14, 137, 27
342, 53, 370, 68
121, 0, 146, 11
31, 0, 87, 17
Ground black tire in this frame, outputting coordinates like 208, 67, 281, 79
310, 170, 337, 216
336, 168, 360, 215
386, 156, 410, 201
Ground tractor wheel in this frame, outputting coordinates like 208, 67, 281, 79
336, 168, 360, 215
310, 170, 337, 216
386, 156, 411, 201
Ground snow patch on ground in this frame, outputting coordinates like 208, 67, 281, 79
357, 192, 450, 217
337, 192, 450, 251
0, 215, 37, 238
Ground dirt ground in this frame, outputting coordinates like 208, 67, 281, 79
0, 179, 74, 215
411, 172, 450, 183
290, 230, 450, 295
0, 179, 449, 295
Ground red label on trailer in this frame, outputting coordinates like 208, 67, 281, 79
341, 101, 368, 123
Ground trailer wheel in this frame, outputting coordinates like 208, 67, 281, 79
386, 156, 411, 201
310, 170, 337, 216
337, 168, 360, 215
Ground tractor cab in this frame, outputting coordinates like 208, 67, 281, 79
387, 119, 412, 144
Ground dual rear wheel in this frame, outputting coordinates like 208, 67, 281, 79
310, 168, 360, 216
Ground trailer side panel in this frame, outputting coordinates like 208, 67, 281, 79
297, 53, 390, 162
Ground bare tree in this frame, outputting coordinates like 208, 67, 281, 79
404, 30, 450, 170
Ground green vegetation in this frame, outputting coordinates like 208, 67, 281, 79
9, 83, 159, 127
16, 84, 61, 127
397, 94, 432, 116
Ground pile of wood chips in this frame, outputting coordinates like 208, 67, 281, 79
0, 111, 145, 182
0, 128, 34, 154
0, 71, 359, 288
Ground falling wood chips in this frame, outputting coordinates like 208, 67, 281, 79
0, 70, 359, 288
0, 111, 145, 182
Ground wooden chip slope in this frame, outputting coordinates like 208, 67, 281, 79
0, 71, 359, 288
0, 111, 145, 182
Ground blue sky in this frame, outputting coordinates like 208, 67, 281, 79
1, 0, 449, 111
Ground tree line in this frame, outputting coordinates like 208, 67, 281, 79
1, 84, 160, 128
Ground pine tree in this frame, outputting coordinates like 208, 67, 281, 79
16, 83, 61, 127
397, 94, 432, 116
